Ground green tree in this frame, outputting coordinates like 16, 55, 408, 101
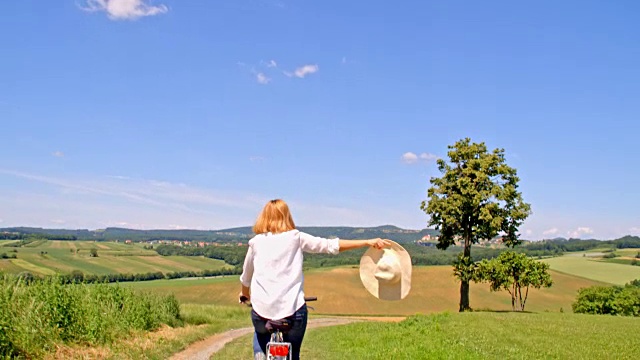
572, 284, 640, 316
69, 270, 85, 283
89, 248, 98, 258
475, 251, 552, 311
421, 138, 531, 311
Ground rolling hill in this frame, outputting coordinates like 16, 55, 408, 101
1, 225, 439, 243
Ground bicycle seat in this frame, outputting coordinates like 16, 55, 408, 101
265, 318, 292, 333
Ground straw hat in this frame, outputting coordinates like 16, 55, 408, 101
359, 240, 412, 301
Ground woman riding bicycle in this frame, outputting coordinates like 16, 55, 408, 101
239, 199, 390, 360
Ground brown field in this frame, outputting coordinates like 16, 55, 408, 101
127, 266, 605, 315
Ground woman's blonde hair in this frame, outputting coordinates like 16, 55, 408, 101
253, 199, 296, 234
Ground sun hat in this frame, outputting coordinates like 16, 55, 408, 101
359, 240, 412, 301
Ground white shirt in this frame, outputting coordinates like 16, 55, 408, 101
239, 229, 340, 320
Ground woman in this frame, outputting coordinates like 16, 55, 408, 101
239, 199, 390, 360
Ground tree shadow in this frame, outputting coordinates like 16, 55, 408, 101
471, 308, 536, 314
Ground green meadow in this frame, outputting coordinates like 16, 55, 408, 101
0, 240, 20, 246
214, 312, 640, 359
542, 251, 640, 285
0, 240, 231, 276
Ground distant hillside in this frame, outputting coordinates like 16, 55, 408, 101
0, 225, 439, 243
217, 225, 439, 243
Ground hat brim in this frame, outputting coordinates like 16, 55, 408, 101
359, 240, 412, 301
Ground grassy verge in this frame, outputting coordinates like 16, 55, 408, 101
214, 312, 640, 359
0, 273, 182, 358
48, 304, 252, 360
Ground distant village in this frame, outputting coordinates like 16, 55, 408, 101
416, 234, 506, 248
116, 239, 247, 247
116, 233, 506, 249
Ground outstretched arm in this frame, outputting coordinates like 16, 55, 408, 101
338, 238, 390, 252
300, 232, 391, 254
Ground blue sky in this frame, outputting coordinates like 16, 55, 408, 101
1, 0, 639, 239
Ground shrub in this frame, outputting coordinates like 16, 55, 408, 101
572, 285, 640, 316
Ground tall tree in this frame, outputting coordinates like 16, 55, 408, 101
421, 138, 531, 311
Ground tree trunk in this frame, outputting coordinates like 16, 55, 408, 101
521, 286, 529, 311
459, 280, 470, 312
459, 236, 472, 312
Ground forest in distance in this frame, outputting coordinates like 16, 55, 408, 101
2, 226, 639, 246
0, 225, 437, 243
153, 236, 640, 268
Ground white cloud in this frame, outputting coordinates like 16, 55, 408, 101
0, 168, 404, 230
402, 152, 438, 164
107, 175, 131, 180
259, 60, 278, 68
52, 151, 65, 158
79, 0, 168, 20
51, 219, 66, 225
285, 64, 319, 78
543, 227, 559, 236
249, 156, 266, 162
567, 227, 594, 239
0, 169, 263, 212
401, 152, 418, 164
340, 57, 358, 65
419, 153, 438, 161
629, 227, 640, 235
256, 73, 271, 85
167, 224, 192, 230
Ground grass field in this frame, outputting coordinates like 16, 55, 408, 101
0, 240, 231, 275
614, 248, 640, 258
40, 304, 251, 360
601, 258, 639, 265
125, 266, 604, 314
214, 312, 640, 359
0, 240, 20, 246
543, 252, 640, 285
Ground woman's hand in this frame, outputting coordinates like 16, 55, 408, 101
239, 292, 250, 304
368, 238, 391, 249
239, 285, 251, 304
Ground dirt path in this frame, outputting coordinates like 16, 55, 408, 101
169, 317, 404, 360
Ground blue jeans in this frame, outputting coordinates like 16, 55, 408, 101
252, 304, 308, 360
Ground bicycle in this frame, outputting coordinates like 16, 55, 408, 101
240, 295, 317, 360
